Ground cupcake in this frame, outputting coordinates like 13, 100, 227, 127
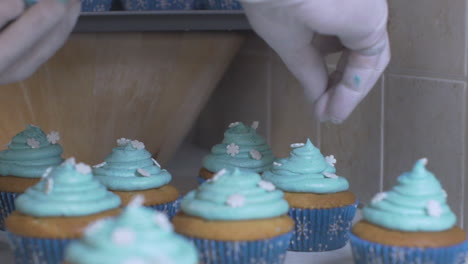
263, 138, 358, 252
173, 167, 293, 264
5, 157, 121, 264
199, 121, 275, 184
0, 125, 63, 229
350, 158, 468, 264
64, 196, 198, 264
93, 138, 180, 219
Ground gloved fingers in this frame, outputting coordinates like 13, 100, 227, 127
0, 0, 81, 84
0, 0, 24, 30
0, 0, 68, 77
312, 34, 344, 56
315, 32, 390, 123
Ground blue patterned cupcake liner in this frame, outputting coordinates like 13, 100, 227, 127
349, 232, 468, 264
82, 0, 113, 12
146, 196, 181, 220
121, 0, 196, 11
0, 191, 19, 231
204, 0, 242, 10
7, 232, 72, 264
288, 200, 358, 252
184, 231, 292, 264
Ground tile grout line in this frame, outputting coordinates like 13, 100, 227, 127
461, 83, 467, 228
386, 73, 467, 85
380, 75, 386, 192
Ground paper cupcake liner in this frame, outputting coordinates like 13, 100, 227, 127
146, 197, 181, 220
7, 232, 72, 264
121, 0, 196, 10
204, 0, 242, 10
349, 233, 468, 264
185, 231, 292, 264
0, 191, 19, 231
82, 0, 113, 12
288, 201, 358, 252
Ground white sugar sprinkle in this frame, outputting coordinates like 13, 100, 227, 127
152, 158, 161, 168
290, 143, 305, 148
226, 194, 246, 208
228, 122, 240, 128
93, 162, 107, 168
251, 121, 259, 130
258, 180, 276, 192
44, 178, 53, 194
112, 228, 136, 245
75, 163, 92, 174
128, 195, 145, 208
371, 192, 387, 205
249, 149, 262, 160
137, 168, 151, 177
155, 213, 173, 231
273, 162, 282, 166
323, 172, 339, 179
41, 167, 53, 178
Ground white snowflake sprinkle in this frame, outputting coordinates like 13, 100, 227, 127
229, 122, 240, 128
290, 143, 305, 148
226, 143, 240, 157
155, 213, 173, 231
226, 194, 246, 208
93, 162, 106, 168
137, 168, 151, 177
75, 163, 92, 174
27, 138, 40, 149
131, 140, 145, 150
420, 157, 428, 166
44, 178, 53, 194
258, 180, 275, 192
85, 219, 108, 235
325, 155, 337, 167
47, 131, 60, 144
249, 149, 262, 160
128, 195, 145, 208
152, 158, 161, 168
273, 162, 282, 166
117, 138, 130, 146
41, 167, 53, 178
323, 172, 339, 179
371, 192, 387, 205
210, 168, 227, 182
251, 121, 259, 130
63, 157, 76, 166
112, 228, 136, 246
426, 200, 443, 217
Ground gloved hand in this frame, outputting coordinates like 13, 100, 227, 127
240, 0, 390, 123
0, 0, 81, 85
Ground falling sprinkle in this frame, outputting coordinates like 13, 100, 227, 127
27, 138, 40, 149
93, 162, 107, 168
112, 228, 136, 246
323, 172, 339, 179
273, 162, 282, 167
137, 168, 151, 177
258, 180, 276, 192
128, 195, 145, 208
249, 149, 262, 160
117, 138, 130, 146
75, 163, 92, 174
371, 192, 387, 205
290, 143, 305, 148
131, 140, 145, 150
228, 122, 240, 128
325, 155, 337, 167
155, 213, 173, 231
41, 167, 53, 178
44, 178, 53, 194
210, 168, 227, 182
47, 131, 60, 144
426, 200, 443, 217
152, 158, 161, 168
226, 194, 246, 208
226, 143, 240, 157
251, 121, 259, 130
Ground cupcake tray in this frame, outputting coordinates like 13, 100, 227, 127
75, 11, 251, 32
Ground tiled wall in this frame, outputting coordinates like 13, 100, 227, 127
195, 0, 468, 229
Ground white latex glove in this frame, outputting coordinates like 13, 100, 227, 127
240, 0, 390, 123
0, 0, 81, 85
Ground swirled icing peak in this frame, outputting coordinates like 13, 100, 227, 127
363, 158, 456, 232
65, 197, 198, 264
263, 139, 349, 193
93, 138, 171, 191
181, 167, 289, 220
0, 125, 64, 178
202, 122, 275, 173
15, 157, 121, 217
